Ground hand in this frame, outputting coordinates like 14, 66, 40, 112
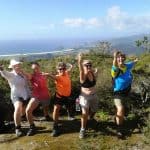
94, 68, 97, 73
113, 51, 119, 58
42, 72, 50, 76
134, 57, 139, 63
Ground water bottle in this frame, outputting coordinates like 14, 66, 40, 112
75, 98, 80, 111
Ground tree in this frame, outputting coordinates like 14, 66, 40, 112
90, 41, 111, 55
136, 36, 150, 52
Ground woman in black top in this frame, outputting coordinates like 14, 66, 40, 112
78, 53, 98, 139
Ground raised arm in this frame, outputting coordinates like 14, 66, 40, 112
133, 57, 139, 63
94, 68, 98, 79
66, 63, 73, 73
0, 65, 13, 80
78, 53, 85, 83
113, 51, 119, 67
42, 72, 57, 80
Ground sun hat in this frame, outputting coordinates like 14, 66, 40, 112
8, 59, 22, 69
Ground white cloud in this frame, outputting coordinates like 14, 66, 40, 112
63, 17, 102, 28
106, 5, 150, 31
106, 6, 128, 30
36, 6, 150, 34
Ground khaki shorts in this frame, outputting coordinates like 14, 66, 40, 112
114, 95, 125, 107
79, 93, 98, 112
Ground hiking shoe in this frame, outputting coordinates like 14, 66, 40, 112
27, 125, 36, 136
51, 123, 60, 137
79, 129, 86, 139
15, 128, 23, 137
51, 128, 60, 137
117, 131, 124, 139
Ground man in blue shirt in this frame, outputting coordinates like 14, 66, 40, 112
111, 51, 138, 138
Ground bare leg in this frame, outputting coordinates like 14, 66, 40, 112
53, 104, 61, 124
13, 101, 23, 127
26, 98, 39, 125
51, 104, 61, 136
115, 106, 124, 126
81, 107, 89, 129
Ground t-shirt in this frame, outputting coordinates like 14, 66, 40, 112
0, 70, 31, 102
31, 72, 50, 100
111, 62, 135, 92
55, 72, 71, 97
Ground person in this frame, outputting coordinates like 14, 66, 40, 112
111, 51, 138, 138
78, 53, 98, 139
23, 62, 51, 136
0, 59, 31, 137
47, 62, 73, 137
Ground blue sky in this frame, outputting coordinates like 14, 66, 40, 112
0, 0, 150, 40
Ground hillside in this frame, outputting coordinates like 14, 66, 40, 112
109, 34, 149, 55
0, 34, 149, 59
0, 52, 150, 150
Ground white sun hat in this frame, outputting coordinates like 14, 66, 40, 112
8, 59, 22, 69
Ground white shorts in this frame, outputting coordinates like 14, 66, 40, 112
79, 93, 98, 112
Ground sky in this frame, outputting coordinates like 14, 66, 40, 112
0, 0, 150, 40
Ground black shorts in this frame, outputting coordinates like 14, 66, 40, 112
17, 97, 30, 106
114, 85, 131, 98
54, 95, 70, 107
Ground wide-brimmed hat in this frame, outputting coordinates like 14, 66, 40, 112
8, 59, 22, 69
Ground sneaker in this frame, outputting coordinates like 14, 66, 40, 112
51, 124, 60, 137
117, 131, 124, 139
15, 128, 23, 137
51, 128, 60, 137
79, 129, 86, 139
68, 116, 75, 121
27, 125, 36, 136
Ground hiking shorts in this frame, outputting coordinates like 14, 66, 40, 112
114, 95, 126, 108
12, 97, 30, 106
54, 95, 70, 107
79, 93, 98, 112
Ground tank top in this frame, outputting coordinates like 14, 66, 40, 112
81, 72, 96, 88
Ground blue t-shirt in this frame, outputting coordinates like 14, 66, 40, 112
112, 62, 135, 92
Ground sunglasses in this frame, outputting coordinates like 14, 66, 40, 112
58, 68, 66, 71
84, 63, 92, 67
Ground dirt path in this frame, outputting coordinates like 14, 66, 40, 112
0, 116, 149, 150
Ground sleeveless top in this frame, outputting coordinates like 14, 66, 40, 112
81, 72, 96, 88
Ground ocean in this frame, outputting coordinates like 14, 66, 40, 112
0, 38, 95, 55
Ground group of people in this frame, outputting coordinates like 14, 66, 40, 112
0, 51, 138, 139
